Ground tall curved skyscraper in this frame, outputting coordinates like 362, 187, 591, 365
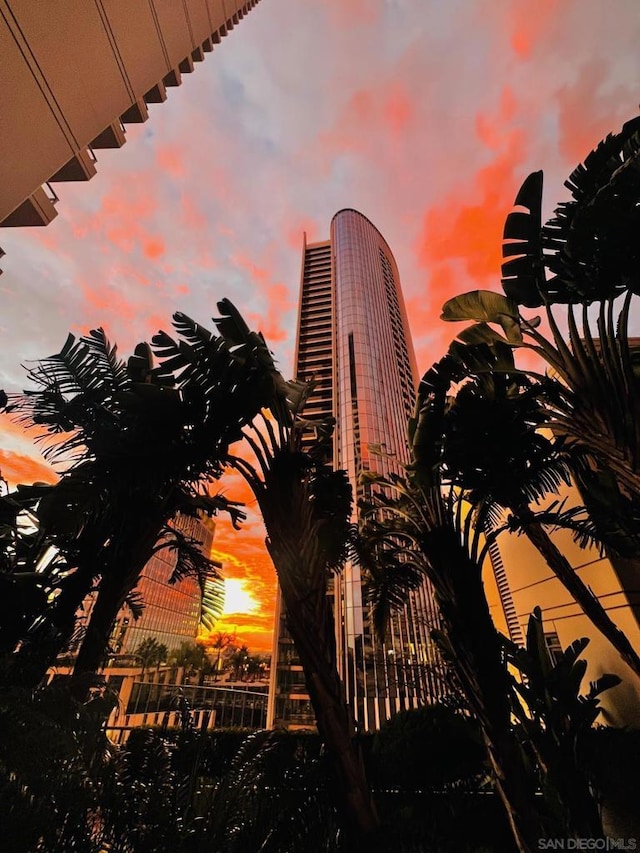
268, 209, 444, 732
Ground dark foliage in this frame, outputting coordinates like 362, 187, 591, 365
0, 301, 298, 685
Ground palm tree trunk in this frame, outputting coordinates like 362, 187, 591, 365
572, 467, 640, 628
553, 741, 604, 838
72, 569, 133, 682
72, 512, 168, 689
518, 511, 640, 678
421, 525, 546, 852
244, 443, 381, 846
604, 552, 640, 628
265, 523, 380, 846
280, 583, 380, 844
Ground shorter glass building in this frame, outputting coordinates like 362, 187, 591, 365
79, 514, 220, 660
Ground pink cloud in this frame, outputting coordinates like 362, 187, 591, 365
316, 80, 418, 170
286, 218, 320, 249
508, 0, 560, 59
383, 83, 414, 135
323, 0, 380, 29
155, 144, 186, 179
555, 59, 635, 166
143, 238, 165, 260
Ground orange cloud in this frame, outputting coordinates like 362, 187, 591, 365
509, 0, 560, 59
287, 218, 320, 249
407, 85, 533, 376
323, 0, 380, 29
0, 449, 57, 487
416, 86, 528, 289
247, 283, 293, 344
181, 195, 208, 231
383, 83, 414, 135
143, 238, 165, 260
70, 170, 169, 274
77, 276, 138, 322
475, 88, 517, 149
231, 253, 271, 286
406, 266, 460, 373
230, 253, 295, 345
417, 129, 526, 282
96, 179, 160, 256
155, 144, 186, 179
212, 457, 260, 507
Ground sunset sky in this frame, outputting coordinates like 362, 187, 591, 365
1, 0, 639, 652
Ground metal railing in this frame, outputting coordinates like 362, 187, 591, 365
119, 681, 268, 731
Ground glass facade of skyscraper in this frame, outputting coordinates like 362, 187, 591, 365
108, 514, 217, 658
268, 209, 445, 732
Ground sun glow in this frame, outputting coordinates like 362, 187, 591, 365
222, 578, 260, 616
